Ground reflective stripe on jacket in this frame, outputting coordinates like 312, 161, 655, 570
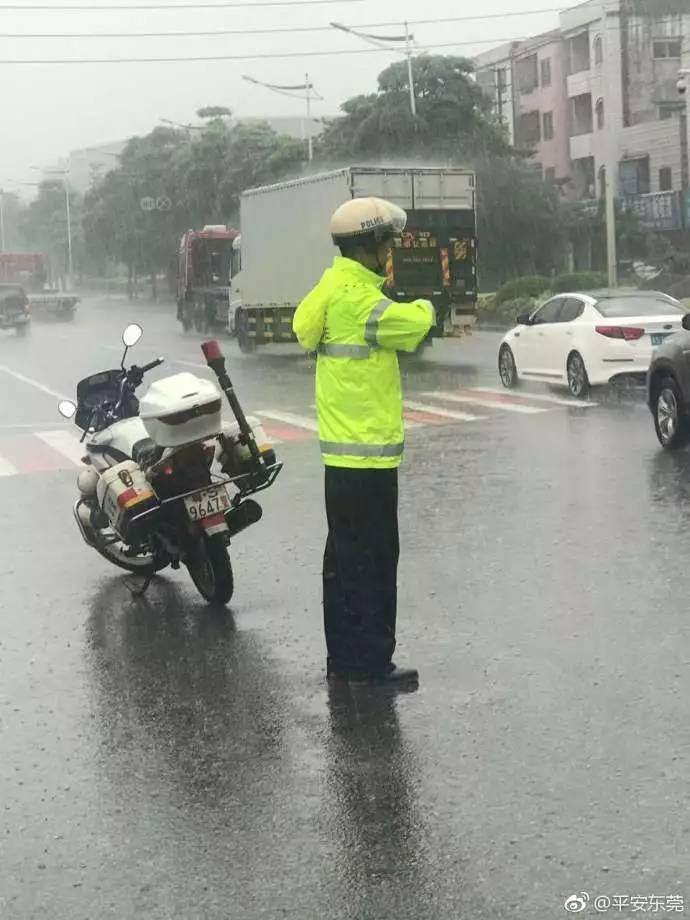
293, 256, 435, 469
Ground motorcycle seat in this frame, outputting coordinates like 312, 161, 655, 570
132, 438, 164, 468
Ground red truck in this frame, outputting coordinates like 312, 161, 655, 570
176, 226, 240, 333
0, 252, 79, 321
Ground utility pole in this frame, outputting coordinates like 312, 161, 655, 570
404, 22, 417, 118
305, 73, 313, 162
600, 0, 618, 287
64, 176, 73, 289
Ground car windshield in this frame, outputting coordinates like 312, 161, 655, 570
594, 297, 683, 318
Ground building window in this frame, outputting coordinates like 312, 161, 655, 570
517, 110, 541, 146
620, 156, 651, 196
544, 167, 556, 184
596, 98, 605, 130
542, 111, 555, 140
570, 93, 594, 136
540, 58, 552, 87
516, 54, 539, 94
568, 31, 591, 75
653, 39, 682, 59
593, 34, 603, 66
659, 167, 673, 191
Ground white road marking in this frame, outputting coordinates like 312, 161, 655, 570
471, 386, 598, 408
422, 391, 547, 415
35, 430, 85, 466
255, 410, 319, 432
0, 364, 69, 401
0, 455, 19, 477
404, 400, 483, 422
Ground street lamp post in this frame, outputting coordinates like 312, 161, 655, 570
331, 21, 417, 117
679, 69, 690, 191
30, 166, 73, 290
600, 0, 617, 288
242, 74, 321, 161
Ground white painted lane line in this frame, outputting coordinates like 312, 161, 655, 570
0, 365, 69, 401
470, 386, 598, 408
0, 454, 19, 477
404, 400, 483, 422
255, 410, 319, 432
422, 391, 547, 415
35, 430, 85, 466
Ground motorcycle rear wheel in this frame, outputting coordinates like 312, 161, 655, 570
186, 534, 234, 605
90, 514, 168, 576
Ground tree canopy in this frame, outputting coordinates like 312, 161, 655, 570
318, 55, 510, 163
82, 118, 305, 293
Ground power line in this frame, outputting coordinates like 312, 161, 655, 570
0, 9, 567, 39
0, 38, 540, 63
0, 0, 363, 8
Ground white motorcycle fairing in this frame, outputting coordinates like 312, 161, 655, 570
86, 417, 151, 472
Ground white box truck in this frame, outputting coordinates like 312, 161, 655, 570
230, 166, 477, 353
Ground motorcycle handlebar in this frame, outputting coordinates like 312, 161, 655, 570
140, 356, 164, 374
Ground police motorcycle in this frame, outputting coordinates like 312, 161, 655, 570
58, 324, 281, 604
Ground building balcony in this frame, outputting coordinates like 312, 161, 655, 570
570, 133, 594, 161
620, 191, 685, 232
567, 70, 592, 98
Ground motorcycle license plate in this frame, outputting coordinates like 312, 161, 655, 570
184, 486, 230, 523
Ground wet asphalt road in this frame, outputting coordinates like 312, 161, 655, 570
2, 299, 690, 919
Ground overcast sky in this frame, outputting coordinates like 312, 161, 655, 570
0, 0, 565, 191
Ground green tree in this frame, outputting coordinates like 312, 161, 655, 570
82, 116, 305, 297
20, 180, 84, 284
318, 54, 510, 162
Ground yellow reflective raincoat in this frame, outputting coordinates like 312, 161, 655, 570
293, 256, 435, 469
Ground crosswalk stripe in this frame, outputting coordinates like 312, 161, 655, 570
470, 386, 598, 408
402, 415, 423, 428
0, 455, 19, 476
422, 390, 547, 415
256, 410, 319, 432
35, 430, 85, 466
404, 400, 483, 422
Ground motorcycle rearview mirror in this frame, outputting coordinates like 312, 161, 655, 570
121, 323, 143, 368
58, 399, 77, 419
123, 323, 143, 348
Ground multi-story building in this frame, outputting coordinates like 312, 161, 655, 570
475, 0, 690, 230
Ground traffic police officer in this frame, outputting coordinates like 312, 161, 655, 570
293, 197, 435, 686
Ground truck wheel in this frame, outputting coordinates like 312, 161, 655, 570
236, 309, 256, 354
193, 301, 205, 333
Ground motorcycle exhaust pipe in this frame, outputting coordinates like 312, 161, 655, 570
225, 499, 262, 537
73, 498, 96, 547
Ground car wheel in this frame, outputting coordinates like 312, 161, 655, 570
498, 345, 519, 389
567, 351, 590, 399
654, 376, 690, 450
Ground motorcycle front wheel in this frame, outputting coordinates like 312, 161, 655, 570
186, 534, 234, 605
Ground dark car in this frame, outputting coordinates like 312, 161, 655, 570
0, 283, 30, 335
647, 311, 690, 449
